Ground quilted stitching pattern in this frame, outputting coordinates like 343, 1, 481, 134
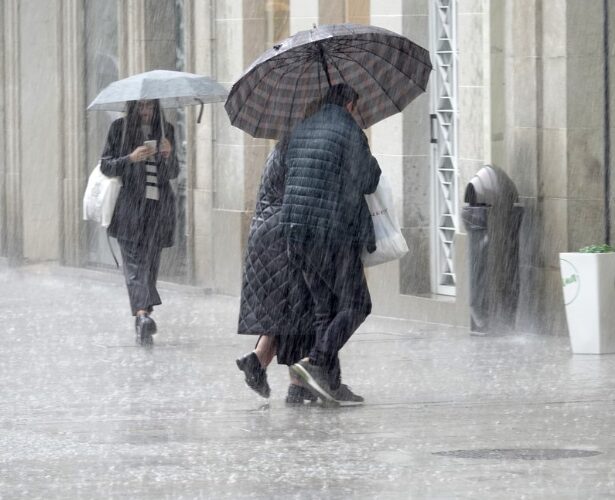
238, 145, 314, 339
281, 105, 380, 250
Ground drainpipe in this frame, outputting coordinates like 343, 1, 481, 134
604, 0, 611, 245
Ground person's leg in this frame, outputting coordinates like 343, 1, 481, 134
145, 243, 162, 311
288, 243, 341, 403
312, 245, 371, 369
118, 239, 158, 345
310, 308, 366, 369
291, 244, 370, 403
254, 334, 276, 367
118, 239, 147, 316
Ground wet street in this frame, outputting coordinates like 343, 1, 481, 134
1, 261, 614, 499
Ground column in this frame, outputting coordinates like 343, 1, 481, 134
3, 0, 23, 264
540, 0, 568, 333
204, 0, 269, 294
192, 0, 216, 287
118, 0, 146, 76
368, 0, 433, 307
0, 0, 6, 257
59, 0, 87, 266
505, 0, 544, 332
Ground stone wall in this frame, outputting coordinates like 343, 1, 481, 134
3, 0, 612, 334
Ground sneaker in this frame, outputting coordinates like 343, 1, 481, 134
331, 384, 364, 404
285, 384, 318, 405
290, 359, 339, 406
135, 315, 156, 346
236, 352, 271, 398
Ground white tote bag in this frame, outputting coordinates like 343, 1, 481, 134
82, 163, 122, 228
361, 174, 409, 267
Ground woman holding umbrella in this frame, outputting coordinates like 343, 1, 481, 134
100, 99, 178, 345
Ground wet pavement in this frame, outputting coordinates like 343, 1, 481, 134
1, 261, 614, 499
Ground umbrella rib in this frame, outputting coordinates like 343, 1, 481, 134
324, 53, 369, 127
328, 51, 401, 115
227, 56, 307, 123
327, 36, 432, 73
286, 57, 320, 133
334, 35, 433, 68
251, 60, 304, 136
251, 48, 316, 75
329, 39, 432, 89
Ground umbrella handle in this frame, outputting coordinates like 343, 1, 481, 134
159, 109, 166, 139
196, 99, 204, 124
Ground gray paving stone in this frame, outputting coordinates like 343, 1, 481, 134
1, 262, 614, 499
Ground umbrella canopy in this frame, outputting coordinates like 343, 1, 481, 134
225, 23, 432, 139
88, 70, 228, 111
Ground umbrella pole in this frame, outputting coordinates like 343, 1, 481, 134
197, 99, 204, 124
159, 108, 166, 139
318, 44, 332, 87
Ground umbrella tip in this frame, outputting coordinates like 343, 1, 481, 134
312, 23, 317, 29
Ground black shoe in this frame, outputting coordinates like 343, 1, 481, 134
290, 359, 339, 406
135, 315, 156, 346
331, 384, 364, 404
236, 353, 270, 398
285, 384, 318, 405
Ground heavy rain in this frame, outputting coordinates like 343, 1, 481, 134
1, 1, 615, 498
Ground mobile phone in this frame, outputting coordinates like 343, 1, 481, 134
144, 140, 157, 154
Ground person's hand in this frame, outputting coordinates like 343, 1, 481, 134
160, 138, 172, 159
129, 146, 151, 163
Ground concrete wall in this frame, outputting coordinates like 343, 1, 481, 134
3, 0, 23, 264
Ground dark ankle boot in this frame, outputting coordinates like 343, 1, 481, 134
135, 314, 156, 346
236, 352, 270, 398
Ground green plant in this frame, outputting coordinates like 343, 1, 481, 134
578, 244, 615, 253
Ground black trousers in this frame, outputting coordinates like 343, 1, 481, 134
288, 239, 370, 384
118, 237, 162, 316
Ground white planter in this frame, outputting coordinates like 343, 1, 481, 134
559, 252, 615, 354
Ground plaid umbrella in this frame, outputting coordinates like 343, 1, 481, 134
225, 24, 432, 139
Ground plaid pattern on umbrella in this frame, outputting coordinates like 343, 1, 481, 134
225, 24, 432, 139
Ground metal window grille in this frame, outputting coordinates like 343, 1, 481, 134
429, 0, 458, 296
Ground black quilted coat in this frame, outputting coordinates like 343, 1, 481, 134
237, 140, 314, 364
282, 103, 381, 251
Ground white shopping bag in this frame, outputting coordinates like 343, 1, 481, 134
361, 174, 409, 267
83, 163, 122, 228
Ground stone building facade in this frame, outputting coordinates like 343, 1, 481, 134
1, 0, 612, 335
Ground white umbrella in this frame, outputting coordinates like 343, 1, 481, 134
88, 69, 228, 123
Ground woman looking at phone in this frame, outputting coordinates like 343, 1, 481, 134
100, 99, 178, 345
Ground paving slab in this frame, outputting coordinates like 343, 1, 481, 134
1, 263, 614, 499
